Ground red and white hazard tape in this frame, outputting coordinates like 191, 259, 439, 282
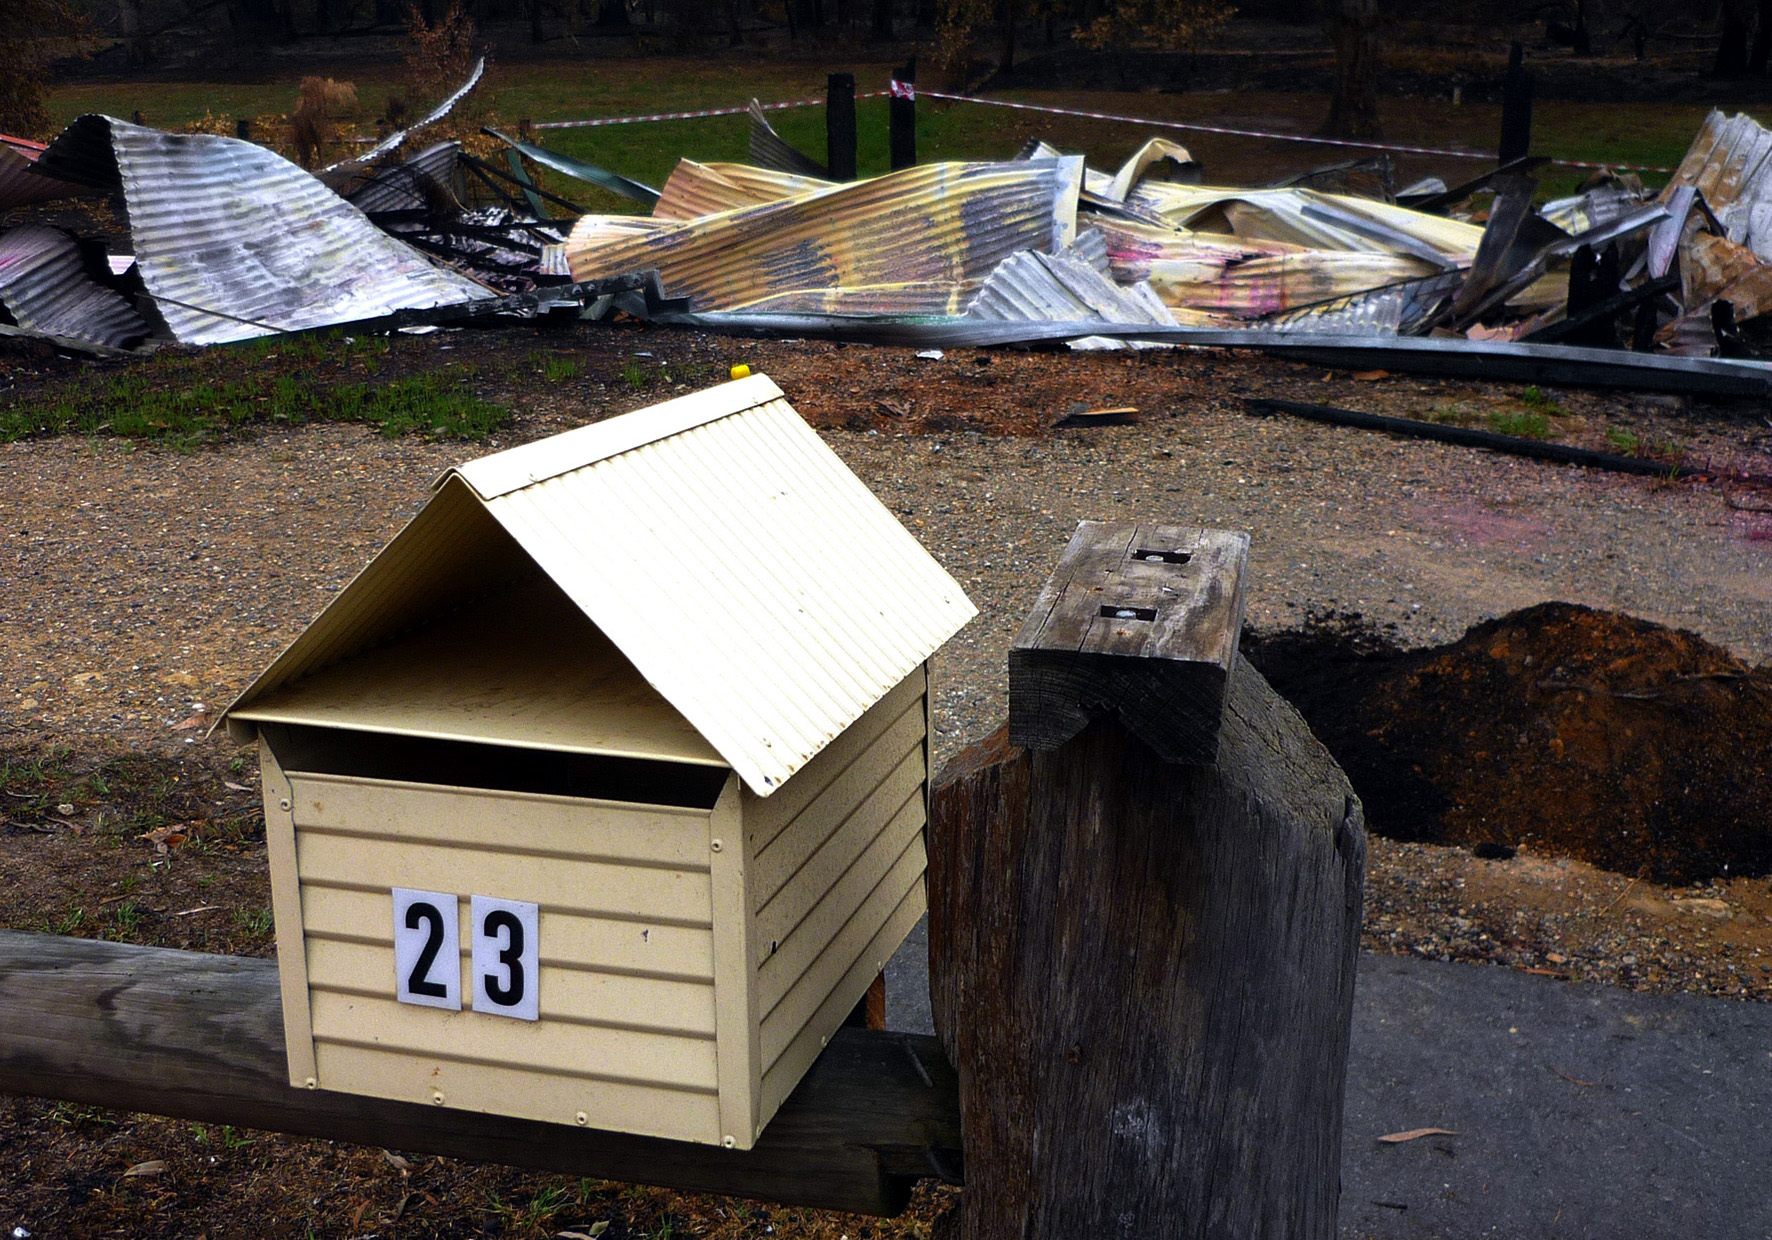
533, 91, 889, 131
915, 90, 1677, 174
526, 84, 1674, 175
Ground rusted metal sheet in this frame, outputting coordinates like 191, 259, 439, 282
0, 136, 78, 210
566, 158, 1083, 312
0, 226, 151, 352
35, 116, 492, 345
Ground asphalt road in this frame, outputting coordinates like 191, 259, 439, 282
885, 927, 1772, 1240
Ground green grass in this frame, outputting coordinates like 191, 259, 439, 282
1486, 409, 1554, 439
2, 333, 509, 449
1518, 385, 1570, 418
1605, 425, 1642, 454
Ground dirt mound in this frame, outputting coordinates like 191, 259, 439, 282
1247, 603, 1772, 884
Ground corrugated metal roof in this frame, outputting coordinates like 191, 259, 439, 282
566, 158, 1083, 312
0, 225, 152, 351
36, 116, 493, 344
222, 374, 975, 795
748, 99, 827, 178
965, 239, 1177, 348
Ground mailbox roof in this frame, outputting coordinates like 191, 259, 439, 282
221, 373, 975, 795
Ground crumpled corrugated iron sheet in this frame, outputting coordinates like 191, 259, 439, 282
1095, 216, 1440, 320
0, 136, 79, 210
485, 132, 660, 208
1663, 110, 1772, 261
653, 160, 830, 220
35, 116, 492, 345
1129, 183, 1483, 265
965, 228, 1178, 349
0, 225, 151, 352
1261, 270, 1465, 337
566, 158, 1083, 312
343, 141, 465, 215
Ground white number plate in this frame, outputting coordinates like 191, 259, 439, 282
392, 888, 541, 1021
470, 895, 540, 1022
392, 887, 461, 1011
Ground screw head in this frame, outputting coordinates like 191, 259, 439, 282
710, 838, 723, 853
575, 1111, 590, 1126
278, 798, 291, 811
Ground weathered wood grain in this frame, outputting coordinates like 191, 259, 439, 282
0, 931, 960, 1216
1008, 521, 1249, 765
930, 660, 1366, 1240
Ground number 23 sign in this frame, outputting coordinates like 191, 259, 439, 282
393, 888, 540, 1022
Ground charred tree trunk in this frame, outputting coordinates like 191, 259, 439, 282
1323, 0, 1381, 140
1000, 0, 1017, 72
929, 522, 1367, 1240
871, 0, 893, 39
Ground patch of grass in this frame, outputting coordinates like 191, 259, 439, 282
1486, 410, 1554, 440
1605, 425, 1642, 454
1518, 385, 1571, 418
232, 906, 275, 938
620, 358, 648, 390
1, 341, 509, 449
543, 355, 580, 383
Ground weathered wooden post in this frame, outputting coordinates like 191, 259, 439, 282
826, 72, 857, 182
929, 521, 1367, 1240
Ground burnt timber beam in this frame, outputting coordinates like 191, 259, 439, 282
0, 930, 961, 1216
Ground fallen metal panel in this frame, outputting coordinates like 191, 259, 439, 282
0, 137, 79, 209
37, 116, 493, 344
566, 159, 1083, 313
488, 131, 660, 208
0, 225, 151, 352
1248, 398, 1688, 476
966, 245, 1176, 348
657, 313, 1772, 396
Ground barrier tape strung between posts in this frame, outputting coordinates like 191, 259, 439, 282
911, 89, 1676, 173
526, 82, 1675, 174
532, 92, 890, 130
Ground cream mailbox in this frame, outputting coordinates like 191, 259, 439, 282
220, 373, 975, 1149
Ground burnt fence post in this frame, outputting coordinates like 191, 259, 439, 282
929, 520, 1368, 1240
826, 72, 857, 182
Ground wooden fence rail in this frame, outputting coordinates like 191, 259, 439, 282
0, 930, 961, 1216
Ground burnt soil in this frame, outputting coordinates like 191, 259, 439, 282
1247, 603, 1772, 884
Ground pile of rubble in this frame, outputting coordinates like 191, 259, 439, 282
7, 79, 1772, 395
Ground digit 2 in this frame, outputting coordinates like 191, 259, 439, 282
471, 895, 540, 1022
392, 888, 461, 1010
